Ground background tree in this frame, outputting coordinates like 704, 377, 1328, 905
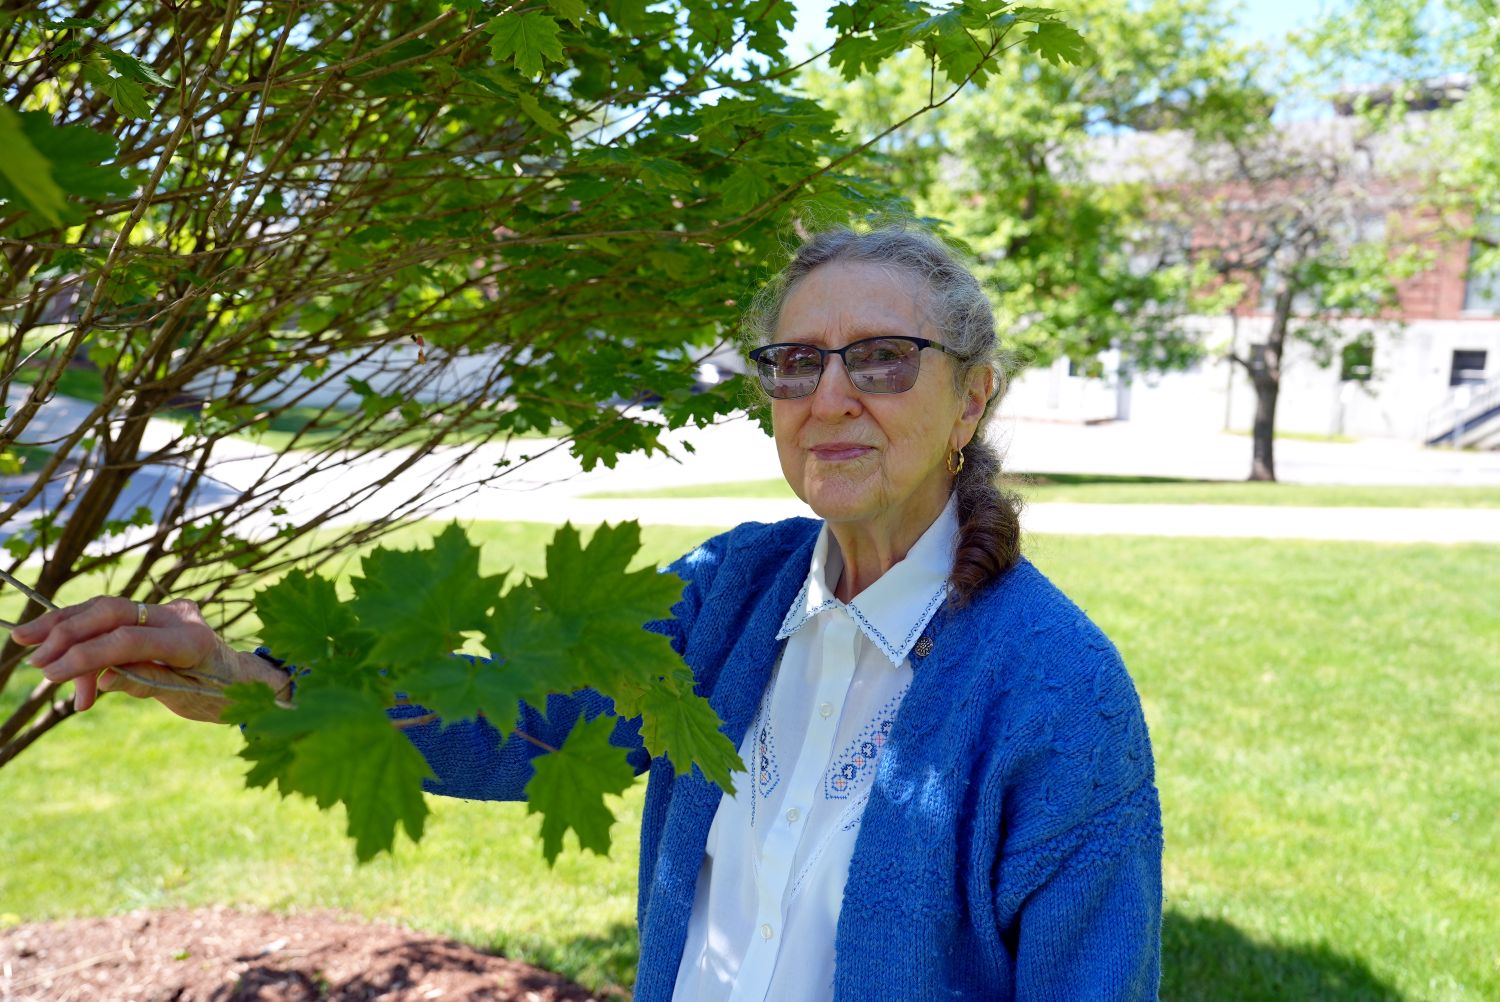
0, 1, 1086, 858
1161, 104, 1428, 481
801, 0, 1255, 377
1301, 0, 1500, 303
807, 0, 1449, 481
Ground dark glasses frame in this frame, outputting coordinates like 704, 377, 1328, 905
747, 335, 959, 399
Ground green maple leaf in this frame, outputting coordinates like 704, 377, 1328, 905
720, 164, 774, 215
0, 111, 126, 229
547, 0, 589, 29
530, 523, 684, 700
530, 522, 683, 633
86, 66, 152, 118
476, 583, 580, 734
349, 522, 502, 668
743, 0, 796, 59
525, 713, 637, 865
229, 685, 434, 862
0, 106, 65, 225
828, 33, 902, 81
636, 157, 695, 193
1023, 20, 1093, 68
402, 587, 571, 736
637, 681, 742, 795
567, 624, 678, 719
101, 47, 171, 86
521, 522, 737, 788
922, 10, 992, 86
254, 570, 363, 667
487, 12, 566, 77
287, 710, 433, 861
221, 679, 297, 789
518, 93, 566, 137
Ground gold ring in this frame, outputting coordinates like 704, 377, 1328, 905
136, 602, 148, 627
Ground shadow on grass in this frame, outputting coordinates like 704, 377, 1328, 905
1012, 472, 1226, 486
1164, 911, 1405, 1001
483, 911, 1405, 1001
527, 921, 639, 1000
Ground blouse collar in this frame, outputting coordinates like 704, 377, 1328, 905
775, 494, 958, 666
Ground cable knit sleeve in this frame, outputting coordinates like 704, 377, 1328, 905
1002, 779, 1162, 999
989, 620, 1163, 1000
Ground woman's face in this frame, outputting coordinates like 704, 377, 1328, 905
771, 260, 987, 540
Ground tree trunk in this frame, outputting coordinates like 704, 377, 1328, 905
0, 392, 159, 768
1250, 370, 1278, 481
1248, 287, 1294, 482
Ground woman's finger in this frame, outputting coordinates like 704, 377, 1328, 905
72, 669, 100, 712
26, 596, 144, 667
73, 663, 177, 712
98, 663, 209, 698
37, 623, 216, 688
10, 598, 94, 646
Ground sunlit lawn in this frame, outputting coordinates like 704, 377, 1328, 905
584, 474, 1500, 508
2, 523, 1496, 1000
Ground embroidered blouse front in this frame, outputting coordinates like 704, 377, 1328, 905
671, 497, 958, 1002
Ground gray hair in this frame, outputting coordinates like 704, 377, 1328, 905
742, 224, 1022, 601
741, 225, 1002, 396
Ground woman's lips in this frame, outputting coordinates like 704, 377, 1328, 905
809, 443, 873, 461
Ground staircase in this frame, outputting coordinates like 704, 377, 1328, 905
1426, 377, 1500, 448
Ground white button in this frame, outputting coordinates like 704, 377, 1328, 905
761, 923, 774, 940
818, 702, 833, 718
785, 807, 800, 823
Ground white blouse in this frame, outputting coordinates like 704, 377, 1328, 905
671, 497, 959, 1002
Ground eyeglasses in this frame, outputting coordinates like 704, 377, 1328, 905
747, 336, 959, 399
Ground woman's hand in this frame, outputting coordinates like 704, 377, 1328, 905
11, 596, 291, 722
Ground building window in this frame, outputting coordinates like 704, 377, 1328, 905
1450, 349, 1488, 387
1340, 334, 1374, 382
1463, 216, 1500, 313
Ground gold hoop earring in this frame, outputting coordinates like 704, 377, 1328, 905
947, 448, 965, 475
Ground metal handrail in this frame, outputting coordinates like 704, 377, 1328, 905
1426, 376, 1500, 445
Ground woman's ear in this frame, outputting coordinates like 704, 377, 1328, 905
962, 365, 994, 424
951, 365, 993, 451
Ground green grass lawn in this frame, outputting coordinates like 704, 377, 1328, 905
585, 473, 1500, 508
2, 523, 1496, 1000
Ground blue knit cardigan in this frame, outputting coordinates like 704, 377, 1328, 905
395, 518, 1163, 1001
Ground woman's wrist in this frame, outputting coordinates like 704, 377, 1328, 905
230, 647, 295, 703
247, 646, 297, 704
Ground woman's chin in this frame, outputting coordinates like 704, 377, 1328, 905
802, 486, 880, 524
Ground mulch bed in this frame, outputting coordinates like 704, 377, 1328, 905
0, 907, 614, 1001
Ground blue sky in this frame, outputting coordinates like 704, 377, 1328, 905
785, 0, 1341, 57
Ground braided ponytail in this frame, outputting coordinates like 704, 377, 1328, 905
950, 432, 1022, 604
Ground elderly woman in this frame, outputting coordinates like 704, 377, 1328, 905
16, 226, 1162, 1001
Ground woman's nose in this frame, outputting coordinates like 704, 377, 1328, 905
809, 354, 862, 417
